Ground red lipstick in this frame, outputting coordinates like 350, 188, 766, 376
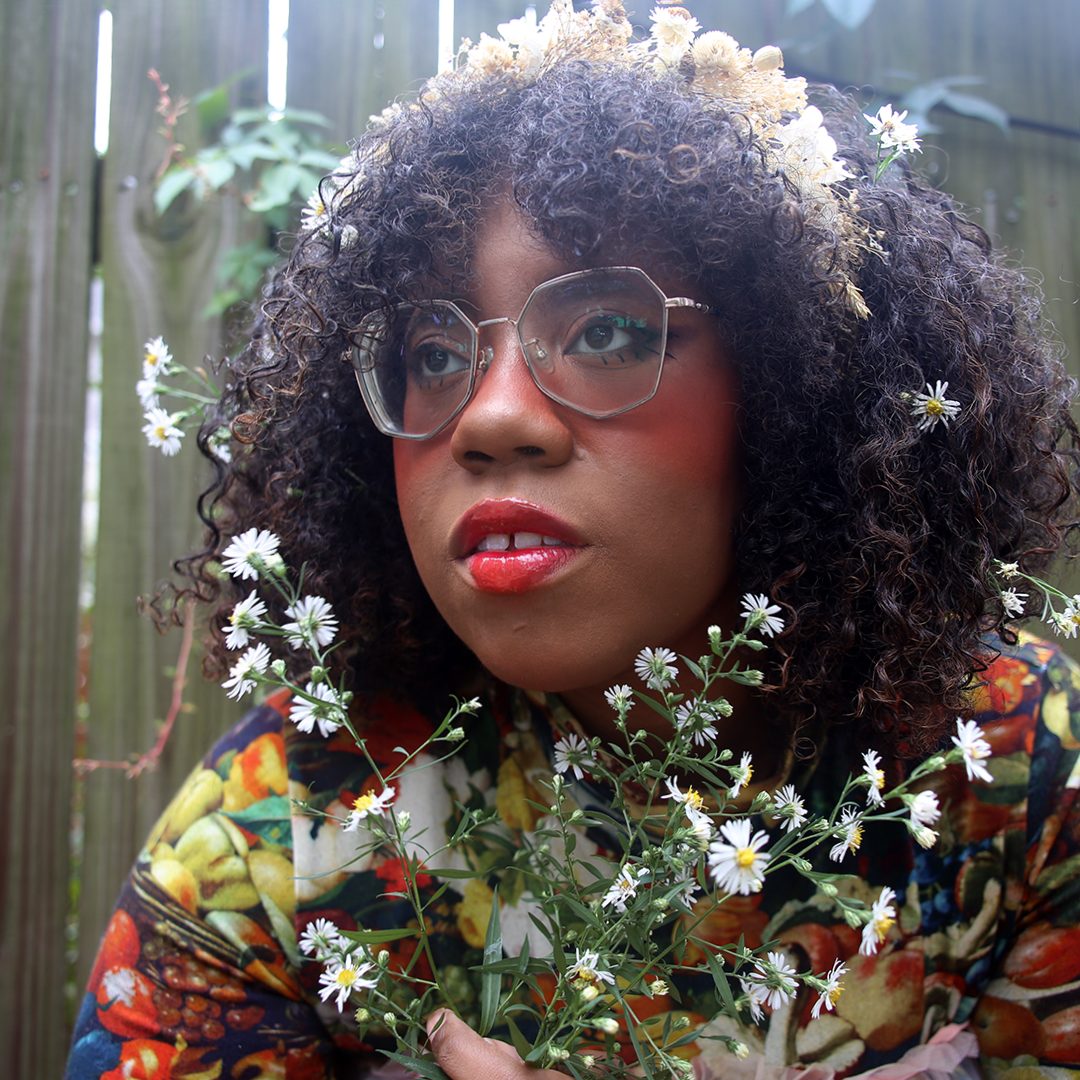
453, 499, 584, 595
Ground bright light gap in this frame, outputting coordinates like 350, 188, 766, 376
93, 10, 113, 154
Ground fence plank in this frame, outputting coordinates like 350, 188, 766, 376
0, 0, 98, 1069
287, 0, 439, 151
76, 0, 268, 997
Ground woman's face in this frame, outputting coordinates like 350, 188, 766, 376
393, 199, 743, 722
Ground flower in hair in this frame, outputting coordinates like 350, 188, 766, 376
910, 380, 961, 431
865, 104, 922, 154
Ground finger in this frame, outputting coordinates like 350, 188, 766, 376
426, 1010, 564, 1080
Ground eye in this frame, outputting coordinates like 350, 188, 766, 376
405, 337, 473, 389
564, 314, 661, 366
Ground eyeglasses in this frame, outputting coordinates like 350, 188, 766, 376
349, 266, 719, 440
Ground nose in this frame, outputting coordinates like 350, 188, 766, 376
449, 322, 574, 471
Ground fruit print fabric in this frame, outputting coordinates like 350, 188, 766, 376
66, 635, 1080, 1078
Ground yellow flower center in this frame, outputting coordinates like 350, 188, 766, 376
153, 424, 168, 439
925, 399, 946, 416
354, 793, 378, 813
684, 787, 705, 811
874, 914, 895, 941
736, 846, 757, 869
335, 967, 359, 988
827, 985, 843, 1006
849, 824, 864, 851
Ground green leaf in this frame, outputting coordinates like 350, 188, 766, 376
154, 165, 196, 215
424, 866, 481, 879
479, 886, 503, 1036
380, 1050, 452, 1080
505, 1015, 533, 1060
820, 0, 877, 29
701, 944, 738, 1016
340, 927, 420, 945
248, 162, 310, 213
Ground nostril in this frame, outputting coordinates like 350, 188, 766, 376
517, 446, 545, 457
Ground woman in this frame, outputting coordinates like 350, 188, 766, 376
66, 4, 1080, 1078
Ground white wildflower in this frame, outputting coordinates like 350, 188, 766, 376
729, 751, 754, 799
318, 955, 378, 1011
343, 786, 396, 830
811, 959, 847, 1019
860, 887, 897, 956
568, 949, 615, 987
740, 593, 784, 637
225, 590, 268, 650
864, 104, 922, 154
284, 595, 339, 650
221, 642, 271, 700
908, 790, 941, 827
292, 681, 347, 738
1000, 589, 1027, 618
912, 824, 938, 849
604, 684, 635, 713
301, 188, 331, 233
707, 818, 770, 895
141, 407, 184, 456
775, 106, 851, 185
136, 377, 160, 410
674, 697, 718, 748
910, 381, 961, 432
829, 806, 864, 862
553, 733, 594, 780
634, 646, 679, 689
742, 950, 797, 1014
772, 783, 808, 833
299, 917, 347, 959
862, 749, 885, 807
664, 777, 707, 816
142, 335, 171, 378
602, 863, 645, 913
221, 528, 282, 581
951, 718, 993, 783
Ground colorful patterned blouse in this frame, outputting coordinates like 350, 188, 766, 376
66, 633, 1080, 1080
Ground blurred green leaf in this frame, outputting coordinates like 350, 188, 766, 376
154, 165, 197, 214
820, 0, 877, 29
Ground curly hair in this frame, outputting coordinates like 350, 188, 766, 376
179, 59, 1078, 757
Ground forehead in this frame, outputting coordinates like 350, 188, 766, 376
456, 197, 704, 313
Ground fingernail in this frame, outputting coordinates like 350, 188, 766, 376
426, 1009, 449, 1040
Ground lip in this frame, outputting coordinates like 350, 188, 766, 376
453, 498, 585, 595
452, 498, 584, 557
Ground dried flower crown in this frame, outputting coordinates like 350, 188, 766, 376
323, 0, 873, 318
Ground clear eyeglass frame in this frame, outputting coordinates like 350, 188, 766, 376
349, 265, 719, 441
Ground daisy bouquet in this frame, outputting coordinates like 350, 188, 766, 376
209, 530, 993, 1080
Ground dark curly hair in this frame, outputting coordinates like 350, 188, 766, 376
179, 58, 1079, 758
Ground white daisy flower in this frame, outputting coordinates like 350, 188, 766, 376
292, 681, 347, 738
141, 407, 184, 456
318, 954, 378, 1011
729, 751, 754, 799
225, 590, 268, 650
301, 188, 331, 233
221, 642, 271, 700
811, 959, 847, 1019
829, 806, 864, 862
142, 335, 172, 378
772, 784, 808, 833
864, 104, 922, 154
674, 698, 718, 748
742, 951, 797, 1014
221, 528, 282, 581
343, 786, 396, 830
860, 886, 897, 956
995, 561, 1020, 578
1000, 589, 1028, 618
284, 595, 339, 650
604, 684, 635, 712
664, 777, 707, 815
601, 863, 645, 913
299, 917, 348, 959
650, 6, 700, 58
862, 749, 885, 806
951, 718, 993, 783
1054, 601, 1080, 638
740, 593, 784, 637
135, 377, 160, 410
553, 733, 594, 780
912, 824, 938, 849
910, 381, 961, 432
568, 948, 615, 987
634, 646, 679, 689
908, 790, 941, 827
707, 818, 770, 895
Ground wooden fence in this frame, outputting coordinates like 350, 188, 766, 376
0, 0, 1077, 1073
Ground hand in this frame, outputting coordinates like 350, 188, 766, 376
426, 1010, 567, 1080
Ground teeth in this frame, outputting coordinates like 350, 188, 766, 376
474, 532, 569, 553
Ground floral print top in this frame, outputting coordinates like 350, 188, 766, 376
66, 632, 1080, 1079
